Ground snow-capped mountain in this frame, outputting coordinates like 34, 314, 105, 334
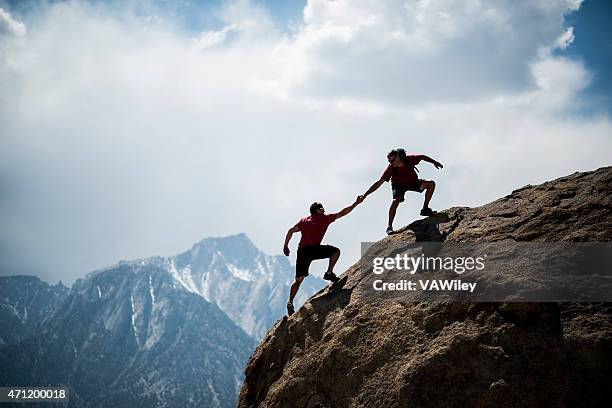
0, 233, 326, 407
110, 233, 326, 339
0, 275, 69, 346
0, 262, 255, 408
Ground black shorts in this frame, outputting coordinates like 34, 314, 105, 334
392, 179, 425, 202
296, 244, 340, 278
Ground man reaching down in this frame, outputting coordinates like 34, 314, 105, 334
359, 148, 443, 235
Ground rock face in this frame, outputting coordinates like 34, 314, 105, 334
0, 233, 324, 407
0, 275, 69, 346
238, 167, 612, 408
0, 263, 255, 408
141, 233, 325, 339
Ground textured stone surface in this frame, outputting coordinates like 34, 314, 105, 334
238, 167, 612, 408
0, 276, 69, 346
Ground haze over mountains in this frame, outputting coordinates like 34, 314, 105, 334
0, 234, 324, 407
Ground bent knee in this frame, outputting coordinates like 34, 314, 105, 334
423, 180, 436, 189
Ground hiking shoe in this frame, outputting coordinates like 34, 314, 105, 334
286, 302, 294, 316
323, 272, 340, 283
386, 226, 395, 235
420, 207, 436, 216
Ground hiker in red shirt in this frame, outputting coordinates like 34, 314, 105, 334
283, 196, 363, 316
359, 148, 443, 235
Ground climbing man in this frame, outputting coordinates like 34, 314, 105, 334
359, 148, 443, 235
283, 196, 363, 316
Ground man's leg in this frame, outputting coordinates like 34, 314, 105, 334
326, 249, 340, 274
421, 180, 436, 209
388, 198, 401, 228
289, 276, 305, 304
320, 246, 341, 283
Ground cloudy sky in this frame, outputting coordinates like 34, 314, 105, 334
1, 0, 611, 285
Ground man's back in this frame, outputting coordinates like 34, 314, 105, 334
296, 213, 337, 247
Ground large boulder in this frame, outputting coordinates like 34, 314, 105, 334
238, 167, 612, 408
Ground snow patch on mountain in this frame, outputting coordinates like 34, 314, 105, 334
87, 233, 326, 339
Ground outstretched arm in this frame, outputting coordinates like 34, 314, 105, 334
283, 225, 299, 256
359, 178, 385, 201
333, 196, 363, 220
420, 155, 443, 169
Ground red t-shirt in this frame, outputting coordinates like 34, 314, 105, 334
381, 154, 424, 187
295, 213, 338, 247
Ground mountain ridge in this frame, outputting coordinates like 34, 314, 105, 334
1, 262, 255, 408
0, 275, 70, 346
73, 233, 324, 339
0, 233, 325, 407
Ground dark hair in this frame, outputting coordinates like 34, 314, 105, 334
387, 148, 409, 164
309, 202, 323, 215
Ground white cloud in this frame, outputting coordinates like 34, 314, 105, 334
219, 0, 275, 34
530, 56, 591, 111
191, 0, 277, 51
0, 0, 610, 285
555, 26, 575, 50
0, 7, 26, 64
267, 0, 587, 105
0, 7, 26, 38
192, 25, 237, 50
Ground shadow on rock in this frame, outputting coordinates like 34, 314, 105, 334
309, 276, 352, 313
399, 212, 450, 242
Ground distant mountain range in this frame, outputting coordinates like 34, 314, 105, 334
0, 275, 69, 346
0, 234, 326, 407
117, 233, 324, 339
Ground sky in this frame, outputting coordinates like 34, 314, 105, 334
1, 0, 611, 286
